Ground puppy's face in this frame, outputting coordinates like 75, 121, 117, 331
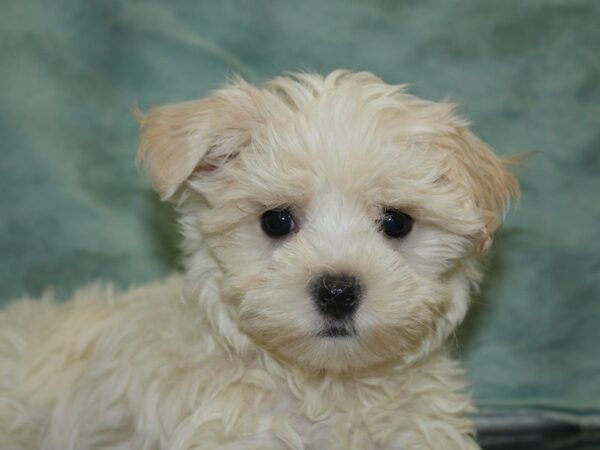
139, 71, 517, 371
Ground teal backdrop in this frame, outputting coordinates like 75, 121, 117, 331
1, 0, 599, 422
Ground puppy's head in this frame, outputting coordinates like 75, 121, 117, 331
138, 71, 518, 371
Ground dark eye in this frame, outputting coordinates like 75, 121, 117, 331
261, 208, 296, 237
379, 209, 413, 238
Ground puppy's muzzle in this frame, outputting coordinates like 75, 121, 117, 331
311, 274, 361, 320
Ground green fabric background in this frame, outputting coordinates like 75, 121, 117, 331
1, 0, 599, 419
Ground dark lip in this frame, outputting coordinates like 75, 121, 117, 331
318, 324, 356, 338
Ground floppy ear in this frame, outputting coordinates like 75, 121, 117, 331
447, 128, 519, 254
136, 81, 259, 201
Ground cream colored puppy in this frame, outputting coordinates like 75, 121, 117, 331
0, 71, 517, 450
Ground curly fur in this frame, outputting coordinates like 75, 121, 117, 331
0, 71, 517, 449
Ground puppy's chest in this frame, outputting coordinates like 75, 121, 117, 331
258, 390, 345, 449
247, 381, 398, 449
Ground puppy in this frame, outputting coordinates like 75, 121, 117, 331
0, 71, 518, 449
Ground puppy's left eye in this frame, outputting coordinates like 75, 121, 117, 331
261, 208, 296, 237
379, 209, 413, 238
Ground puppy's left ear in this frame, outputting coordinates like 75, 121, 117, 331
136, 80, 259, 201
450, 128, 520, 254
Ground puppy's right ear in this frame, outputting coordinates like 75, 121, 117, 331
136, 81, 259, 201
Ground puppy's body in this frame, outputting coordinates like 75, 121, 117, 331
0, 278, 475, 450
0, 71, 517, 449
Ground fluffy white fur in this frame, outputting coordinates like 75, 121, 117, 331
0, 71, 518, 449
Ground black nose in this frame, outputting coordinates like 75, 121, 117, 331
311, 274, 361, 320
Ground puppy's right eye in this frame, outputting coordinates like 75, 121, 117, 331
261, 209, 295, 237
